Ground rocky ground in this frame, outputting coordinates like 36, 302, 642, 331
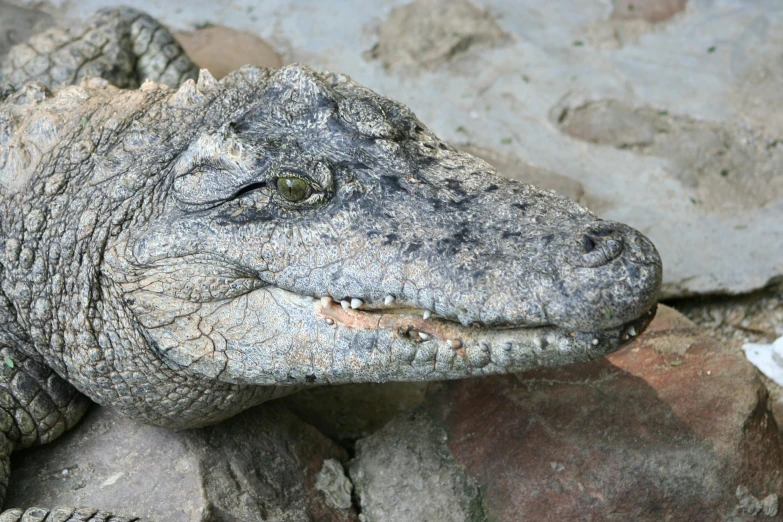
1, 0, 782, 520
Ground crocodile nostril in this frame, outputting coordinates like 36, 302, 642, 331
577, 227, 625, 267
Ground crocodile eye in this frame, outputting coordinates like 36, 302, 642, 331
276, 176, 311, 202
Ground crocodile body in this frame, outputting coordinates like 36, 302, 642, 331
0, 7, 661, 520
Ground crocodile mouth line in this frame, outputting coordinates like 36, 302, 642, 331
315, 294, 657, 356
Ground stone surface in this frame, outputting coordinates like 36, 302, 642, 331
367, 0, 507, 72
553, 99, 783, 213
611, 0, 687, 23
174, 25, 283, 79
316, 458, 354, 510
0, 1, 52, 59
351, 305, 783, 521
5, 404, 357, 522
349, 409, 486, 522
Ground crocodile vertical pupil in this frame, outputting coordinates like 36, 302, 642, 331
277, 177, 309, 201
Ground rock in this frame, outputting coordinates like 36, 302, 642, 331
0, 2, 53, 59
349, 409, 486, 522
6, 403, 357, 522
316, 458, 353, 510
367, 0, 507, 72
351, 306, 783, 521
553, 99, 783, 213
611, 0, 687, 23
174, 25, 283, 79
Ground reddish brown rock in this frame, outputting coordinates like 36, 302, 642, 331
353, 305, 783, 521
174, 25, 283, 79
611, 0, 687, 23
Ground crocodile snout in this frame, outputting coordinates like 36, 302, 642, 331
579, 222, 625, 268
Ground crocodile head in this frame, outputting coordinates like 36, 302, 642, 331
108, 65, 661, 388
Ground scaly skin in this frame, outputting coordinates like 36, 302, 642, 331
0, 7, 661, 519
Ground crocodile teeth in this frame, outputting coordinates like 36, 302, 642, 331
350, 298, 363, 309
325, 318, 334, 325
627, 326, 637, 337
340, 300, 350, 311
591, 338, 599, 345
320, 296, 333, 308
447, 339, 462, 349
422, 310, 432, 320
418, 332, 431, 341
384, 295, 395, 305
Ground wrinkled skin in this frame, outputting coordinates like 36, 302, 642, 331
109, 66, 661, 395
0, 6, 660, 520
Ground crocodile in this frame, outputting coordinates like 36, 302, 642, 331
0, 7, 661, 520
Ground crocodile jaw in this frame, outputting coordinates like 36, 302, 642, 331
133, 285, 655, 387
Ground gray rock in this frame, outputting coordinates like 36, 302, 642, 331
5, 404, 358, 522
316, 459, 353, 510
367, 0, 507, 72
349, 409, 486, 522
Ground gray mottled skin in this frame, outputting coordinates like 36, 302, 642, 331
0, 7, 661, 520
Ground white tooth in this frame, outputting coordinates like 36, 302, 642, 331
423, 310, 432, 320
534, 338, 543, 348
447, 339, 462, 349
320, 296, 333, 308
418, 332, 431, 341
627, 326, 637, 337
350, 298, 363, 309
325, 318, 334, 325
384, 295, 395, 305
340, 300, 350, 311
591, 338, 599, 345
502, 342, 513, 351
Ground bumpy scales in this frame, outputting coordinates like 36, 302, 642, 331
0, 7, 661, 520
